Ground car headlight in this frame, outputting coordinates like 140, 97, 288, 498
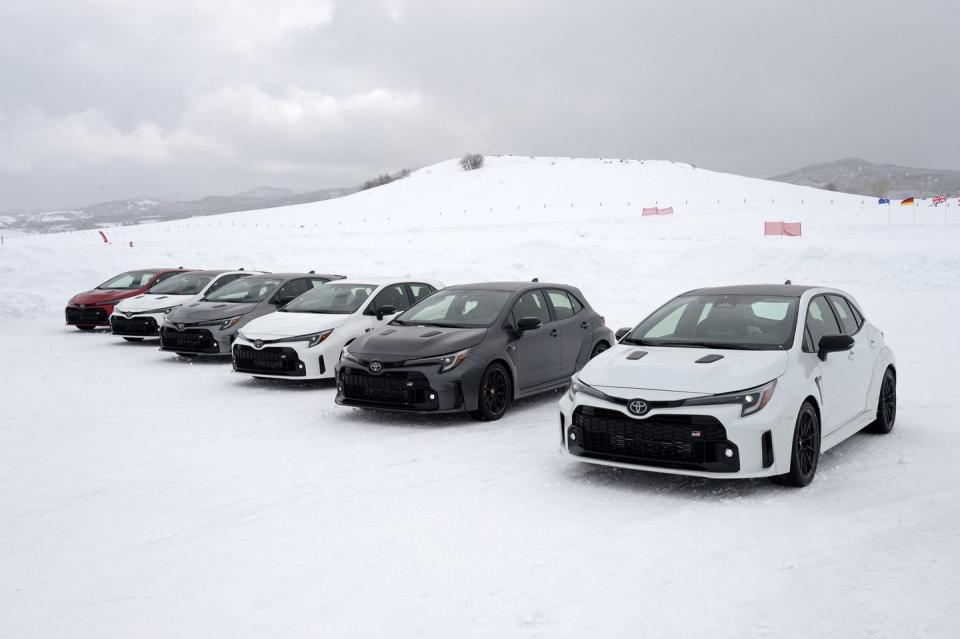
341, 344, 359, 363
98, 299, 125, 306
220, 316, 243, 330
305, 330, 333, 348
406, 348, 470, 373
682, 379, 777, 417
568, 375, 610, 402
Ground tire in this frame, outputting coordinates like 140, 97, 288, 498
590, 341, 609, 358
772, 401, 820, 487
867, 368, 896, 434
470, 363, 512, 421
76, 325, 96, 331
123, 337, 143, 342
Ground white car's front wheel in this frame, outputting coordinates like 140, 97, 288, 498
773, 401, 821, 488
868, 368, 896, 434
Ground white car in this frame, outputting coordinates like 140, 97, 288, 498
232, 278, 443, 380
110, 270, 259, 341
560, 284, 896, 487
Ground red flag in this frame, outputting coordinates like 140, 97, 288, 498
641, 207, 658, 216
98, 230, 109, 243
782, 222, 802, 236
657, 207, 674, 215
764, 221, 783, 236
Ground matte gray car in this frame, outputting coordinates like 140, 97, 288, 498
335, 281, 613, 420
159, 272, 344, 356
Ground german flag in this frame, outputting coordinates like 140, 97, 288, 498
900, 197, 915, 206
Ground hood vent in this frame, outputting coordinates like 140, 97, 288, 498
626, 350, 648, 360
695, 354, 724, 364
420, 330, 442, 338
379, 329, 396, 335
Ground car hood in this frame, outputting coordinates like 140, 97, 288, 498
241, 311, 351, 339
350, 325, 488, 360
115, 293, 195, 313
579, 344, 789, 395
166, 300, 259, 322
70, 288, 143, 305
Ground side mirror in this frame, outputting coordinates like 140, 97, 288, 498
615, 327, 632, 340
376, 305, 397, 321
817, 334, 854, 361
516, 316, 542, 335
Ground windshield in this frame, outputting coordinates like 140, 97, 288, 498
97, 270, 161, 290
148, 272, 214, 295
393, 289, 511, 328
282, 283, 375, 314
623, 294, 799, 350
204, 277, 282, 303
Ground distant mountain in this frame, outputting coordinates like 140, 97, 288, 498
771, 158, 960, 199
0, 186, 356, 234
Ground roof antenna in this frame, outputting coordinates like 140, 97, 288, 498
309, 270, 316, 274
784, 279, 792, 285
531, 277, 539, 282
238, 267, 244, 271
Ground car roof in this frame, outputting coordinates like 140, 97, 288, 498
682, 284, 817, 298
246, 272, 342, 280
446, 281, 571, 292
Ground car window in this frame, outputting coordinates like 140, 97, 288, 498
275, 279, 313, 304
283, 283, 375, 314
646, 303, 687, 338
827, 295, 859, 335
205, 277, 282, 303
204, 273, 246, 295
367, 284, 411, 314
155, 271, 182, 283
546, 289, 576, 320
804, 296, 842, 352
408, 283, 436, 303
97, 270, 162, 290
309, 278, 329, 288
149, 272, 213, 295
396, 289, 511, 328
569, 293, 584, 313
512, 290, 551, 324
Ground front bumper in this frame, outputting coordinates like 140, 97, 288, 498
559, 392, 792, 479
334, 360, 468, 413
159, 323, 235, 355
110, 311, 163, 337
65, 305, 112, 326
231, 337, 326, 378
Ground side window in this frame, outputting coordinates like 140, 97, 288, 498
511, 290, 551, 325
569, 294, 584, 314
827, 295, 859, 335
275, 279, 311, 304
848, 299, 864, 328
546, 289, 575, 320
407, 283, 437, 303
206, 274, 245, 295
368, 284, 411, 314
309, 278, 329, 288
804, 296, 842, 352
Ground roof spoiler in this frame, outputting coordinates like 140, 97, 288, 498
784, 279, 792, 285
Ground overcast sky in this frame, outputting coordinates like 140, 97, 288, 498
1, 0, 958, 209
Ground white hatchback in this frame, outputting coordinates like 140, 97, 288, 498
233, 278, 443, 380
560, 284, 896, 487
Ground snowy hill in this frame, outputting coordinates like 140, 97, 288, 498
2, 155, 959, 638
772, 157, 960, 199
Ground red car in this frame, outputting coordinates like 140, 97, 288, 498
65, 268, 193, 330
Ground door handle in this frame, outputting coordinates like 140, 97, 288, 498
550, 328, 560, 337
580, 321, 589, 329
869, 339, 878, 349
848, 351, 856, 360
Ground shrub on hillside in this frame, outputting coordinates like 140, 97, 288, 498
460, 153, 484, 171
360, 168, 410, 191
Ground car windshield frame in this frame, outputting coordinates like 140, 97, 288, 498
96, 270, 161, 290
280, 283, 376, 314
622, 293, 800, 351
147, 273, 214, 296
202, 276, 283, 304
391, 288, 512, 329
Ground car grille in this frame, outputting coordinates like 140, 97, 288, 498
571, 406, 736, 471
233, 345, 304, 376
339, 368, 433, 407
159, 326, 218, 353
110, 315, 159, 336
65, 307, 108, 325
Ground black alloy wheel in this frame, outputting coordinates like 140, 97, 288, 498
471, 363, 511, 421
773, 401, 820, 487
868, 368, 896, 434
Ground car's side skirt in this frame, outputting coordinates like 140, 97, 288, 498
821, 409, 875, 453
516, 377, 570, 399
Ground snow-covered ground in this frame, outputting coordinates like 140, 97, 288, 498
1, 157, 959, 637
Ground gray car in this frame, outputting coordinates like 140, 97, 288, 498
160, 272, 344, 356
335, 281, 613, 420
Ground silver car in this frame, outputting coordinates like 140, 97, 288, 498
159, 272, 344, 357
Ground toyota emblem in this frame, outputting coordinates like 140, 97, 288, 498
627, 399, 649, 416
176, 323, 185, 332
124, 312, 133, 319
368, 361, 383, 373
254, 339, 263, 349
79, 304, 86, 309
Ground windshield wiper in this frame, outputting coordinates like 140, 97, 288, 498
620, 337, 656, 346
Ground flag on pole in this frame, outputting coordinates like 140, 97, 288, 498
98, 230, 109, 243
932, 195, 947, 205
900, 197, 916, 206
641, 207, 659, 216
878, 197, 890, 205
